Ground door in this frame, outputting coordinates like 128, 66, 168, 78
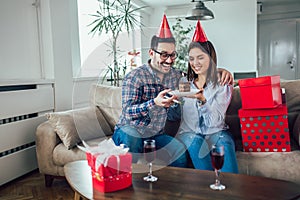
258, 20, 299, 80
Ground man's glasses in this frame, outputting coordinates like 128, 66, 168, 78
152, 49, 177, 60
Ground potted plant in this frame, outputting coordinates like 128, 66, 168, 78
89, 0, 145, 86
171, 18, 193, 74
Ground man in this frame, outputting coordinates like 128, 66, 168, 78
112, 15, 232, 167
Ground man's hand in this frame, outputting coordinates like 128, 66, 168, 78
154, 89, 176, 108
217, 68, 233, 86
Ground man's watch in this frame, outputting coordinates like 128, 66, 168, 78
197, 99, 207, 106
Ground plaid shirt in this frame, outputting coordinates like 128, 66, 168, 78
116, 62, 182, 136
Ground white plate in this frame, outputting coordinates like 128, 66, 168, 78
169, 89, 200, 97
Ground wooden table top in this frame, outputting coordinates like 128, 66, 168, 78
64, 160, 300, 200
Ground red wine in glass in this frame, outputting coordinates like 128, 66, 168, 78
143, 139, 158, 182
144, 146, 156, 163
211, 152, 224, 170
210, 145, 226, 190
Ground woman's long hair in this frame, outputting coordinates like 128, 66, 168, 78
187, 41, 218, 88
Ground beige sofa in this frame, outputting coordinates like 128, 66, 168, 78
35, 81, 300, 187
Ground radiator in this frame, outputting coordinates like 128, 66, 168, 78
0, 82, 54, 186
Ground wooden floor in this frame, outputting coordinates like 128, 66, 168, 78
0, 169, 75, 200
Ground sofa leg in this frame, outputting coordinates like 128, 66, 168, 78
45, 174, 54, 187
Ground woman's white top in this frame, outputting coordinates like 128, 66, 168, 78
178, 81, 233, 135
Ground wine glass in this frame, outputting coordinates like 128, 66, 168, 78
143, 139, 158, 182
210, 144, 226, 190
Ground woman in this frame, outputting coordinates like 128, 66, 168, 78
170, 21, 238, 173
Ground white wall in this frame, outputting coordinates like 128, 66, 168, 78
0, 0, 75, 111
45, 0, 74, 111
204, 0, 257, 73
0, 0, 42, 80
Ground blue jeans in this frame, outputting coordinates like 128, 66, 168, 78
177, 130, 238, 173
112, 125, 188, 168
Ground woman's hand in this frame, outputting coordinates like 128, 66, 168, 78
187, 88, 206, 102
194, 88, 206, 102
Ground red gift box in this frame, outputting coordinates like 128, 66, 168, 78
238, 105, 291, 152
86, 152, 132, 193
238, 75, 282, 109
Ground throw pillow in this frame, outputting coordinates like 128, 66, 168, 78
292, 114, 300, 146
46, 107, 112, 149
90, 84, 122, 129
281, 80, 300, 112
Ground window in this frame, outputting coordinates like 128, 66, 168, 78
76, 0, 142, 80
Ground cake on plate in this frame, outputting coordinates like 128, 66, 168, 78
179, 82, 190, 92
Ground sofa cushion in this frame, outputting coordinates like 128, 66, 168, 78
225, 114, 242, 140
90, 84, 122, 129
46, 107, 112, 149
281, 80, 300, 113
293, 114, 300, 146
236, 151, 300, 185
53, 137, 108, 166
226, 86, 242, 116
53, 143, 86, 166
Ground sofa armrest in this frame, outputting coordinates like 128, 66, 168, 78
35, 121, 61, 176
292, 113, 300, 147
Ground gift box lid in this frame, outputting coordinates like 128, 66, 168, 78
238, 75, 280, 88
238, 105, 287, 117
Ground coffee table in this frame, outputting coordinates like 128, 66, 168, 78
64, 160, 300, 200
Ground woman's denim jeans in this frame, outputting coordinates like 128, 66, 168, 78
112, 125, 187, 168
177, 130, 238, 173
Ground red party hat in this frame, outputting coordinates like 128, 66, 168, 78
192, 20, 208, 42
156, 14, 173, 38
